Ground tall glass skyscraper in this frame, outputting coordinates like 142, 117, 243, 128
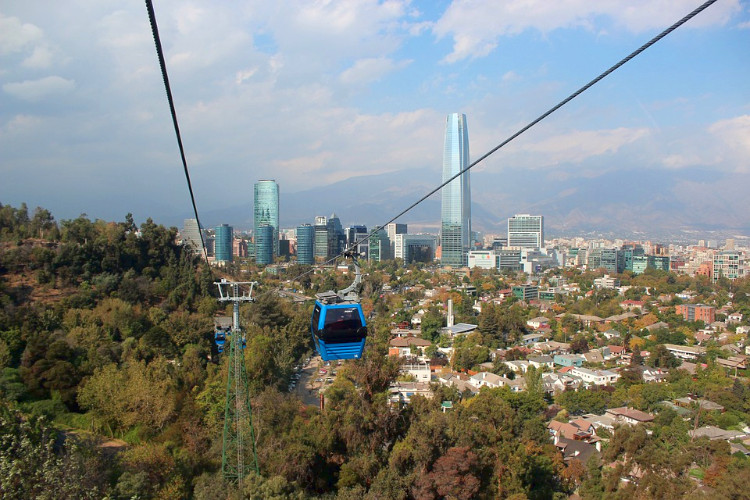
296, 224, 314, 265
253, 180, 279, 258
440, 113, 471, 267
182, 218, 204, 255
214, 224, 233, 262
255, 225, 273, 265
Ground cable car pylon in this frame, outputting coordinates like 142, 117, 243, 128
215, 279, 259, 486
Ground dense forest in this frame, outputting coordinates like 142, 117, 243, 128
2, 202, 750, 499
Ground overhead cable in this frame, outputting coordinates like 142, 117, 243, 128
145, 0, 211, 268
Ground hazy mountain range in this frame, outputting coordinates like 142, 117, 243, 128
191, 165, 750, 241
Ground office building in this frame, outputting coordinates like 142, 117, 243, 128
587, 248, 620, 273
497, 249, 522, 272
253, 180, 279, 257
440, 113, 471, 267
214, 224, 233, 262
346, 225, 369, 258
182, 218, 204, 255
394, 233, 437, 264
512, 285, 539, 301
314, 216, 328, 261
369, 229, 390, 262
254, 225, 273, 265
296, 224, 314, 265
327, 213, 345, 258
713, 251, 745, 282
507, 214, 543, 249
233, 238, 248, 258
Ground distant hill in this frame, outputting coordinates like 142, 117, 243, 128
192, 165, 750, 240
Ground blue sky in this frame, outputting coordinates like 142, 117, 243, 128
1, 0, 749, 228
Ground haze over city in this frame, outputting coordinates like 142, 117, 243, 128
2, 0, 749, 235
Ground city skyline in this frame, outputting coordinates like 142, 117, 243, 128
2, 1, 748, 232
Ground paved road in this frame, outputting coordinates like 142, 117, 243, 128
294, 355, 323, 407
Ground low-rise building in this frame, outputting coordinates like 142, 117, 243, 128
554, 354, 585, 367
570, 367, 619, 386
664, 343, 706, 360
388, 381, 433, 406
401, 361, 431, 383
675, 304, 716, 324
605, 407, 654, 425
504, 360, 531, 373
528, 355, 554, 370
527, 317, 550, 330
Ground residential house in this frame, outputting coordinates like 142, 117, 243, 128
583, 350, 604, 364
582, 413, 616, 431
388, 382, 433, 406
664, 343, 706, 360
727, 313, 743, 324
504, 360, 531, 373
436, 373, 478, 395
470, 372, 506, 389
570, 367, 620, 386
605, 312, 639, 324
401, 361, 431, 383
542, 372, 581, 394
717, 356, 747, 371
644, 321, 669, 332
528, 355, 554, 370
388, 336, 432, 357
607, 345, 625, 358
533, 340, 571, 354
505, 377, 526, 392
605, 407, 654, 425
522, 332, 546, 345
527, 317, 550, 330
553, 437, 600, 465
620, 300, 645, 311
548, 419, 601, 465
554, 354, 586, 367
640, 367, 668, 383
675, 397, 724, 412
548, 419, 597, 441
602, 329, 621, 341
689, 426, 747, 441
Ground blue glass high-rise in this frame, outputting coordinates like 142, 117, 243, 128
254, 180, 279, 258
215, 224, 233, 262
255, 224, 273, 265
296, 224, 314, 265
440, 113, 471, 267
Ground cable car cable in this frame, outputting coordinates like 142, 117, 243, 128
145, 0, 210, 269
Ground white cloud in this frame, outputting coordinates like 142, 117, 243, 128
0, 13, 43, 54
339, 57, 411, 85
235, 68, 258, 85
708, 115, 750, 172
22, 45, 53, 68
3, 75, 75, 101
2, 114, 44, 134
661, 153, 703, 169
433, 0, 742, 62
501, 70, 520, 82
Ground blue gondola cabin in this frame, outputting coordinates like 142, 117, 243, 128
311, 298, 367, 361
